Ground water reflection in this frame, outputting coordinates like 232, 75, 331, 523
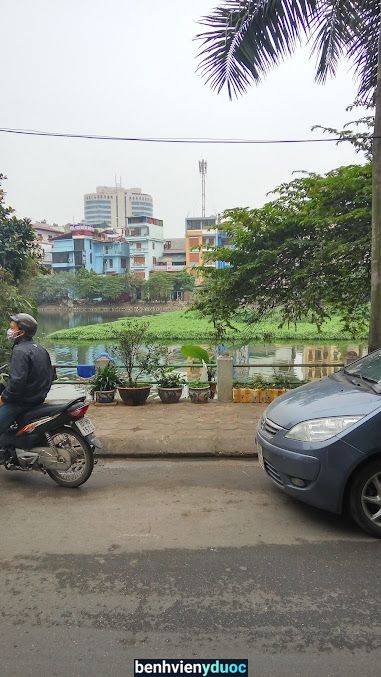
38, 312, 367, 384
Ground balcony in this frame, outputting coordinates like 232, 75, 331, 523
152, 264, 186, 272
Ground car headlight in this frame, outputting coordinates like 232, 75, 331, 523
285, 416, 363, 442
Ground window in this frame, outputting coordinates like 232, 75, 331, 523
105, 246, 109, 254
52, 252, 69, 264
74, 251, 83, 267
121, 257, 127, 269
109, 258, 113, 268
153, 256, 157, 265
90, 253, 93, 264
74, 238, 84, 251
189, 237, 200, 246
134, 256, 145, 265
189, 253, 200, 263
152, 242, 155, 250
136, 242, 142, 250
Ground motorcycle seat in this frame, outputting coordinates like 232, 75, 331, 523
15, 397, 86, 428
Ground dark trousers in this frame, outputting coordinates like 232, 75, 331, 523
0, 402, 25, 437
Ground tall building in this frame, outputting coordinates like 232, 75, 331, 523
123, 216, 164, 280
84, 186, 153, 229
185, 216, 230, 282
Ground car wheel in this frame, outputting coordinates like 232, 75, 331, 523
349, 459, 381, 537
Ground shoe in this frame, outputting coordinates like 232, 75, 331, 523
0, 449, 16, 465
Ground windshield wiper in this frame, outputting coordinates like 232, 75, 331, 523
345, 370, 381, 394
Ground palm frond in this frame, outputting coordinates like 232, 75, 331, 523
310, 0, 354, 82
345, 0, 379, 105
195, 0, 318, 98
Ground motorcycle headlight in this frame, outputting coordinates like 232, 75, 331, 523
285, 416, 363, 442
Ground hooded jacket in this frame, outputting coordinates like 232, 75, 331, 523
1, 336, 53, 406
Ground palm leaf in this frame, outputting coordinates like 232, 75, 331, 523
196, 0, 318, 98
310, 0, 354, 82
181, 344, 210, 364
345, 0, 379, 105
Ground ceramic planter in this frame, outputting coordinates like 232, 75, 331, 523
118, 385, 151, 406
157, 386, 183, 404
188, 386, 210, 403
233, 387, 287, 403
94, 389, 116, 404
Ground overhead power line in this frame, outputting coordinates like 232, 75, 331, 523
0, 126, 372, 144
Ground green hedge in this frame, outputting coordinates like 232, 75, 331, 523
48, 310, 368, 342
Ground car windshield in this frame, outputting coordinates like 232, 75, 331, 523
344, 349, 381, 383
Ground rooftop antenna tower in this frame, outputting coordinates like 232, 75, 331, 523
199, 159, 207, 218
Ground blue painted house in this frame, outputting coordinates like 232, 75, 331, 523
52, 225, 129, 274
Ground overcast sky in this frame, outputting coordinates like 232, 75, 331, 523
2, 0, 365, 237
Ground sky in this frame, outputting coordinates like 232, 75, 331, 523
1, 0, 365, 237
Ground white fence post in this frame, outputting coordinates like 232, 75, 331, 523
217, 355, 233, 402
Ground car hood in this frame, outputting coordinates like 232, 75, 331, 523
266, 375, 381, 429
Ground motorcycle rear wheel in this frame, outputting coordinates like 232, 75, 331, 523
46, 427, 94, 488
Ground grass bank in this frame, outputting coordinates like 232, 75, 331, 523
48, 310, 368, 342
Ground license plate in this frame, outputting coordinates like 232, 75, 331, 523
257, 442, 265, 470
76, 417, 95, 436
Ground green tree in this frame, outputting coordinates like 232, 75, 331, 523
142, 272, 174, 302
98, 275, 125, 302
196, 0, 381, 351
33, 272, 74, 304
193, 164, 372, 337
124, 272, 145, 302
0, 174, 42, 282
72, 269, 100, 300
0, 176, 39, 360
172, 271, 196, 293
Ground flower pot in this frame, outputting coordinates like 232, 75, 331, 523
94, 389, 115, 404
259, 388, 287, 404
208, 382, 217, 399
118, 385, 151, 406
157, 386, 183, 404
188, 386, 210, 403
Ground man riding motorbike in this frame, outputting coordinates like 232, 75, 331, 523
0, 313, 53, 464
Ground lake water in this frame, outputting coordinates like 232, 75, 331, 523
37, 310, 368, 397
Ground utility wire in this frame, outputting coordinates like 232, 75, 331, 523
0, 126, 373, 144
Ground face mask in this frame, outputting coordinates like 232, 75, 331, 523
7, 329, 21, 342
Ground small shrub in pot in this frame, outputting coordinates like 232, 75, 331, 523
89, 363, 121, 404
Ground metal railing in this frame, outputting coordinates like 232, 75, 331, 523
51, 360, 345, 386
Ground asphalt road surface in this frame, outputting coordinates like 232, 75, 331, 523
1, 459, 380, 677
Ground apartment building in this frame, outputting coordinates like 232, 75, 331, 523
31, 222, 64, 268
153, 238, 186, 272
51, 225, 129, 274
185, 216, 229, 279
84, 186, 153, 229
123, 216, 164, 280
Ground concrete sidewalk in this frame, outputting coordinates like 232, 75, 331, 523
89, 400, 267, 457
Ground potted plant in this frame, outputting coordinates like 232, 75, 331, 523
156, 370, 186, 404
113, 320, 166, 406
89, 363, 121, 404
188, 380, 211, 403
181, 344, 217, 399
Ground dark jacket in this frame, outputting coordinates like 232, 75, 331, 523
1, 337, 53, 406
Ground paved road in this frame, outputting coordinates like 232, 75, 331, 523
1, 459, 380, 677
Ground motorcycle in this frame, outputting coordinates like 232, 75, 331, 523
0, 381, 102, 487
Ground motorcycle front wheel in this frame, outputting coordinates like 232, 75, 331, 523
46, 427, 94, 488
